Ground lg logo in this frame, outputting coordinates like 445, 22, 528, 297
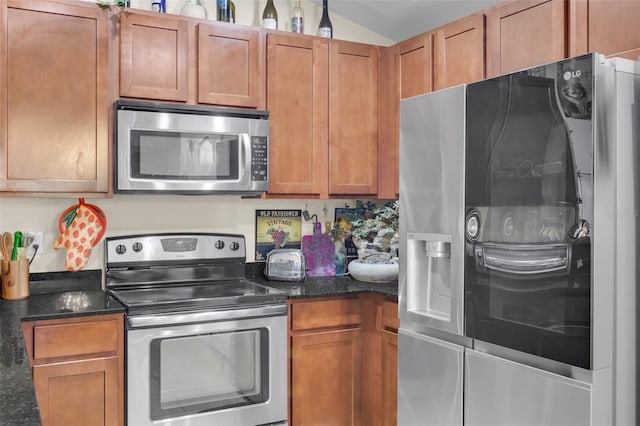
563, 70, 582, 80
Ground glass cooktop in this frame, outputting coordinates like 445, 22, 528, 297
109, 280, 286, 315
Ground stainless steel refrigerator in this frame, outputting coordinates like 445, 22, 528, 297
398, 53, 639, 426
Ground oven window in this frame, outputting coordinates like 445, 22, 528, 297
131, 130, 240, 180
149, 327, 269, 421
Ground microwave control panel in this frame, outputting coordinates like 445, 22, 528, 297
251, 136, 268, 181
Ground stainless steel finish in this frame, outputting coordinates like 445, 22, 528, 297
604, 55, 640, 426
127, 313, 287, 426
264, 249, 306, 281
398, 328, 463, 426
399, 54, 640, 426
116, 105, 269, 194
465, 349, 591, 426
473, 339, 593, 383
399, 84, 466, 336
105, 233, 246, 266
105, 232, 288, 426
127, 303, 287, 328
479, 242, 569, 274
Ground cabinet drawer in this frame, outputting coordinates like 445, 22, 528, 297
291, 298, 362, 331
382, 300, 399, 331
33, 319, 119, 360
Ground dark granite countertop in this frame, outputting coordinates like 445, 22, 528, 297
0, 270, 125, 426
245, 262, 398, 300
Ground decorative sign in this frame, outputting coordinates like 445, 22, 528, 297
255, 209, 302, 261
334, 208, 359, 263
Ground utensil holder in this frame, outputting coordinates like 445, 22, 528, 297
1, 259, 30, 300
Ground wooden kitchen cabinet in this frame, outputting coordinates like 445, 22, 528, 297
22, 313, 125, 426
434, 13, 486, 90
266, 35, 378, 198
198, 23, 261, 107
329, 41, 379, 196
0, 0, 110, 193
289, 297, 362, 425
120, 11, 190, 102
569, 0, 640, 60
380, 300, 399, 426
120, 10, 261, 107
396, 32, 433, 100
486, 0, 567, 77
266, 33, 328, 197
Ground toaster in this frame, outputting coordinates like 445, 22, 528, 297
264, 249, 306, 281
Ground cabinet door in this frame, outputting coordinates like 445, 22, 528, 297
569, 0, 640, 59
266, 34, 328, 197
33, 356, 120, 426
0, 0, 109, 193
378, 46, 398, 199
396, 32, 433, 99
329, 41, 378, 196
382, 34, 433, 200
291, 329, 362, 426
120, 12, 189, 101
381, 330, 398, 426
434, 13, 485, 90
198, 23, 260, 107
486, 0, 567, 77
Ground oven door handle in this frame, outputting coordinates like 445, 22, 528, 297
127, 303, 288, 329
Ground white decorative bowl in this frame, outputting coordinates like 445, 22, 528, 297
348, 259, 399, 283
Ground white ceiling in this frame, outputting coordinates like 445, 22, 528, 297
310, 0, 502, 42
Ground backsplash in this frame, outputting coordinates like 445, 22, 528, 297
0, 196, 354, 273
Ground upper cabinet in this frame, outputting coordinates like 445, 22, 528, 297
396, 32, 433, 99
486, 0, 567, 77
569, 0, 640, 60
0, 0, 110, 194
266, 34, 378, 198
197, 24, 261, 107
120, 10, 262, 108
120, 12, 190, 102
434, 13, 486, 90
266, 34, 328, 197
329, 41, 379, 196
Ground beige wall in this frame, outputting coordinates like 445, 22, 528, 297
0, 196, 355, 272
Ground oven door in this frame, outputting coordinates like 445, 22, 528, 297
126, 304, 287, 426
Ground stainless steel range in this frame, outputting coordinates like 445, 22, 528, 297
105, 233, 287, 426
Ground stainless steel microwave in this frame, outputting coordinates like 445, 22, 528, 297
115, 100, 269, 195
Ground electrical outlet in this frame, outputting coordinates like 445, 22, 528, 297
24, 231, 44, 257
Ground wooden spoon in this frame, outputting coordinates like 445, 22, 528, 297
1, 232, 12, 261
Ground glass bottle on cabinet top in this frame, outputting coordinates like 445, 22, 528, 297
291, 0, 304, 33
317, 0, 332, 38
262, 0, 278, 30
181, 0, 207, 19
217, 0, 229, 21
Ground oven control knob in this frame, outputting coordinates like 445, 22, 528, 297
230, 241, 240, 251
115, 244, 127, 255
215, 240, 225, 250
132, 242, 143, 252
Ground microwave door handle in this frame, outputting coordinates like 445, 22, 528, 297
239, 133, 251, 185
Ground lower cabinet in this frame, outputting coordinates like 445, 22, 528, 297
289, 297, 363, 426
291, 329, 363, 426
22, 313, 124, 426
288, 295, 397, 426
381, 330, 398, 426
